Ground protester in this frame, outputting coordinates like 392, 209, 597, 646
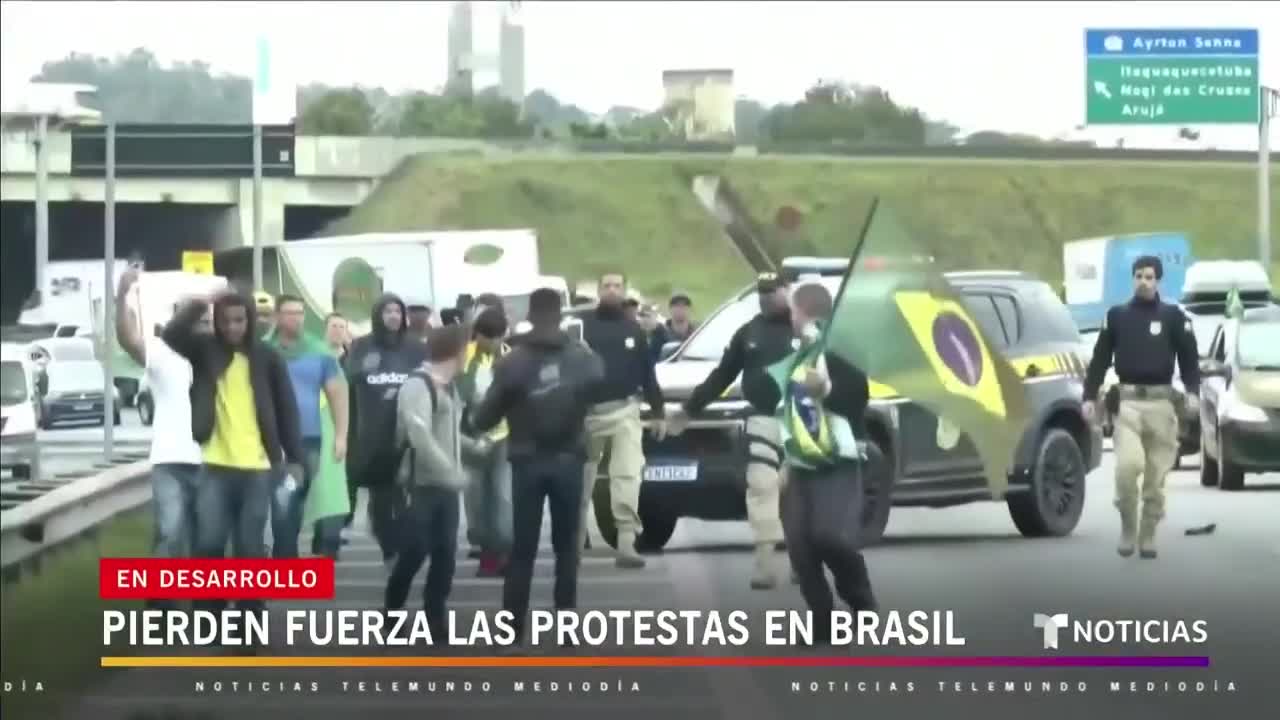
767, 282, 878, 644
324, 312, 351, 363
114, 267, 207, 610
265, 295, 350, 559
163, 290, 302, 634
468, 288, 605, 649
580, 273, 665, 568
385, 324, 472, 640
458, 308, 514, 575
344, 293, 427, 565
406, 299, 433, 345
669, 272, 794, 589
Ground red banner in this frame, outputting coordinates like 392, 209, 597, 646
99, 558, 335, 600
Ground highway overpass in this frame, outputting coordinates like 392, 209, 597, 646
0, 129, 506, 249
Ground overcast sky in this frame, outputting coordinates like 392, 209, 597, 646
1, 0, 1275, 149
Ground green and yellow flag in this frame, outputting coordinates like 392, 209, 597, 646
1225, 286, 1244, 319
768, 198, 1030, 496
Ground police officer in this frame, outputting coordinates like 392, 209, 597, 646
1083, 255, 1199, 560
580, 272, 666, 569
669, 272, 794, 589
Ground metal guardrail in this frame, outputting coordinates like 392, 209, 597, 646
1, 460, 151, 577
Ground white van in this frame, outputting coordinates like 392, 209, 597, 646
1, 343, 41, 479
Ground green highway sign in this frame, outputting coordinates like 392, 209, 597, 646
1085, 28, 1260, 125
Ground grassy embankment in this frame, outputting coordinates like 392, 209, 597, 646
329, 155, 1278, 310
0, 510, 151, 720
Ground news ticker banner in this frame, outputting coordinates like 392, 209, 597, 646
97, 558, 1212, 669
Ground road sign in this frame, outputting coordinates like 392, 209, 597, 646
1085, 28, 1260, 125
182, 250, 214, 275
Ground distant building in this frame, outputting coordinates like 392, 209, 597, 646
661, 69, 735, 141
446, 1, 526, 108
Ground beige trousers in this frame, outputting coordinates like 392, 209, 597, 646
581, 399, 645, 544
1113, 397, 1179, 522
744, 415, 785, 545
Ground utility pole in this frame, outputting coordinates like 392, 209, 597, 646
33, 115, 49, 310
1260, 86, 1277, 272
252, 124, 264, 292
103, 122, 117, 460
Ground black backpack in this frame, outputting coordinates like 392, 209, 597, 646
525, 345, 592, 445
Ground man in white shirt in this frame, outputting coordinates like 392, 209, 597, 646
115, 267, 210, 609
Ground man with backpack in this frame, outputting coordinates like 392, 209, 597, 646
467, 288, 605, 650
385, 324, 472, 641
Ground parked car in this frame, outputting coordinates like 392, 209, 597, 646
591, 259, 1102, 551
1198, 305, 1280, 490
1, 344, 41, 480
36, 359, 120, 428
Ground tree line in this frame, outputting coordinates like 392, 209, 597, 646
34, 48, 1091, 147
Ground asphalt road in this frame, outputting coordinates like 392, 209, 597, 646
58, 452, 1278, 720
0, 411, 150, 507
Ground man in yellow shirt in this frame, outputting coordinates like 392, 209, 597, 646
163, 291, 303, 626
459, 308, 513, 576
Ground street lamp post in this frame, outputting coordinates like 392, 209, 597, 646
33, 115, 49, 309
1260, 86, 1278, 272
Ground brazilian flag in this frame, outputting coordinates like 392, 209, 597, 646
768, 198, 1030, 496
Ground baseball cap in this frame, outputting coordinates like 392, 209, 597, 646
756, 272, 787, 293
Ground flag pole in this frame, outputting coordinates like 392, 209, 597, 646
823, 195, 881, 329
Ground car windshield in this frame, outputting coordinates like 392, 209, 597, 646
679, 293, 760, 360
500, 293, 532, 323
1237, 321, 1280, 369
49, 342, 95, 362
1189, 315, 1221, 357
46, 362, 104, 392
1, 361, 27, 406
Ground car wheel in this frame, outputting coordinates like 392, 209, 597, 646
138, 395, 155, 426
1199, 441, 1218, 487
1217, 432, 1245, 491
1008, 428, 1087, 538
592, 478, 678, 552
857, 439, 893, 547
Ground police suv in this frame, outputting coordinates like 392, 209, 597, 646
590, 258, 1102, 551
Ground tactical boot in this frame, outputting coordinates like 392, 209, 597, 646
615, 531, 646, 569
750, 543, 779, 590
1117, 509, 1137, 557
1138, 516, 1159, 559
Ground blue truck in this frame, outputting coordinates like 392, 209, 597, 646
1062, 232, 1193, 331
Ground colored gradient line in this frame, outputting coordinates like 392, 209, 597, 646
100, 655, 1211, 669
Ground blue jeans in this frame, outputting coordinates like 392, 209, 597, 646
193, 464, 272, 614
149, 463, 200, 612
152, 463, 200, 558
270, 439, 337, 559
504, 453, 584, 640
464, 439, 513, 553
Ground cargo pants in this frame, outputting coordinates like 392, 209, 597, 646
1113, 392, 1179, 525
744, 415, 785, 545
580, 398, 645, 547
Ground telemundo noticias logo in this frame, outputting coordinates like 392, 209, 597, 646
1033, 613, 1208, 650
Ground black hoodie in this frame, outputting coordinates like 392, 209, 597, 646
163, 294, 303, 468
469, 325, 605, 461
344, 293, 427, 482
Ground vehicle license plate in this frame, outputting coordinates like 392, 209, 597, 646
642, 463, 698, 482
